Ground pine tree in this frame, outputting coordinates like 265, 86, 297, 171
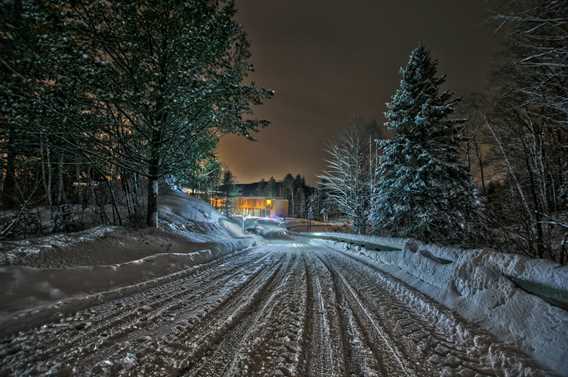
293, 175, 306, 217
282, 173, 295, 215
221, 170, 235, 216
267, 177, 277, 197
256, 179, 267, 196
370, 46, 478, 241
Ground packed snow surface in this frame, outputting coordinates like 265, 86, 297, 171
306, 232, 568, 376
0, 238, 551, 376
0, 196, 560, 376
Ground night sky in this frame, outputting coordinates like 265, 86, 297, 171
217, 0, 498, 184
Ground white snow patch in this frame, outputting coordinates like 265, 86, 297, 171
0, 226, 117, 265
157, 186, 256, 250
309, 233, 568, 376
305, 232, 407, 250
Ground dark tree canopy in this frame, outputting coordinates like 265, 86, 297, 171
1, 0, 272, 226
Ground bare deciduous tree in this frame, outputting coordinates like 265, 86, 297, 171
495, 0, 568, 127
319, 126, 372, 234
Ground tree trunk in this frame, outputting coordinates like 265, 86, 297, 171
57, 152, 65, 205
477, 149, 486, 195
522, 137, 545, 258
147, 175, 159, 228
2, 0, 24, 210
474, 138, 486, 195
40, 135, 52, 207
46, 139, 52, 208
106, 179, 122, 225
146, 129, 161, 228
3, 124, 17, 209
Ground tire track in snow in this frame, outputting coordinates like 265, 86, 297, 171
165, 252, 294, 376
184, 253, 296, 377
0, 240, 551, 377
0, 250, 274, 376
302, 253, 345, 377
74, 251, 279, 373
114, 251, 287, 377
218, 253, 307, 377
320, 245, 548, 377
315, 251, 410, 377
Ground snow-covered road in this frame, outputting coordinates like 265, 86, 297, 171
0, 238, 549, 376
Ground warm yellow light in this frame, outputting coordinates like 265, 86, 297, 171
266, 199, 272, 206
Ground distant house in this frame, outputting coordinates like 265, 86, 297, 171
210, 196, 289, 218
211, 177, 315, 218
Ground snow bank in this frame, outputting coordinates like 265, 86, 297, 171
0, 226, 118, 265
303, 231, 407, 250
158, 187, 222, 225
1, 188, 254, 268
309, 233, 568, 376
0, 249, 221, 316
157, 186, 255, 250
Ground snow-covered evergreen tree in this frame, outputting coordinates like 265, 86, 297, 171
370, 46, 479, 241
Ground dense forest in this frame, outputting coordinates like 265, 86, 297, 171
0, 0, 272, 235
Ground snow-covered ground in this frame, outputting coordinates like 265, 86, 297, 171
0, 225, 118, 266
0, 188, 257, 322
0, 239, 550, 376
158, 186, 254, 249
286, 218, 352, 233
0, 203, 562, 376
303, 232, 568, 376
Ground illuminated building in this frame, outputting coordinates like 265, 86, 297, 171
210, 196, 288, 218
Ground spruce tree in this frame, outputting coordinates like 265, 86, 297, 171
267, 177, 277, 197
370, 46, 478, 241
221, 170, 235, 217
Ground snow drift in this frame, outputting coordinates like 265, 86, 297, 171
158, 185, 253, 250
0, 188, 256, 325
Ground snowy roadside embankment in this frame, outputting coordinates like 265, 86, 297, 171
306, 232, 568, 376
0, 248, 219, 316
0, 188, 255, 268
0, 189, 257, 328
0, 226, 118, 266
158, 187, 256, 251
301, 231, 407, 250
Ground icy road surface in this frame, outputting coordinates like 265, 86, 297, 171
0, 239, 548, 376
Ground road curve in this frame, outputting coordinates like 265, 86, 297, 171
0, 238, 550, 376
